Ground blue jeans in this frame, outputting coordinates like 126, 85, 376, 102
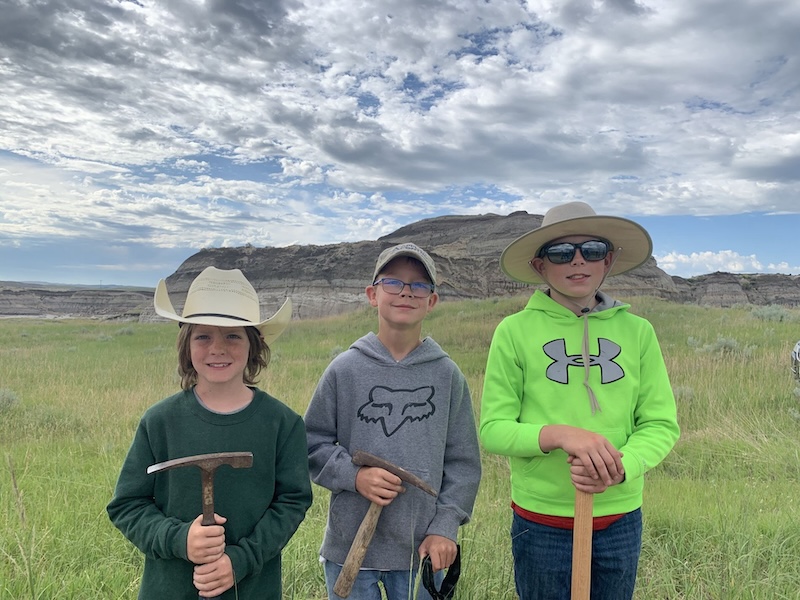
511, 509, 642, 600
323, 559, 443, 600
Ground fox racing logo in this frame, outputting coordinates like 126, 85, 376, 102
358, 385, 436, 437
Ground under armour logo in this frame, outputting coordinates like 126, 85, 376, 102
543, 339, 624, 384
357, 385, 436, 437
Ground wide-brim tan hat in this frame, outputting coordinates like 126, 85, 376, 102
501, 201, 653, 284
153, 266, 292, 345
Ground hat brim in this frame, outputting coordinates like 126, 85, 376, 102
153, 280, 292, 346
500, 215, 653, 284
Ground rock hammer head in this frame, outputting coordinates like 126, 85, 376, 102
147, 451, 254, 525
352, 450, 437, 497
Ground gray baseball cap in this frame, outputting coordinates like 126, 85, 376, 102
372, 243, 437, 285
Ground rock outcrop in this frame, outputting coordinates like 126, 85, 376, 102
0, 281, 152, 319
3, 211, 798, 320
149, 211, 681, 321
673, 272, 800, 307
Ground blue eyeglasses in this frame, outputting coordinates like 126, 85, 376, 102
538, 240, 611, 264
373, 278, 435, 298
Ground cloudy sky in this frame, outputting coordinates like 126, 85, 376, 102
2, 0, 799, 287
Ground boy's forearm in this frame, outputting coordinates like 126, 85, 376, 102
229, 422, 313, 581
309, 443, 362, 492
226, 491, 311, 582
108, 496, 190, 561
539, 424, 571, 453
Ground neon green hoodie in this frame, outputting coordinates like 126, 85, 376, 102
480, 290, 679, 517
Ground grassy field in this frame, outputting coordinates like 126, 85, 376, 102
1, 295, 800, 599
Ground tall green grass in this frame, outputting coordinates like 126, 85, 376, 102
1, 296, 799, 598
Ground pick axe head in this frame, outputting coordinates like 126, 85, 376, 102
351, 450, 437, 497
147, 451, 253, 526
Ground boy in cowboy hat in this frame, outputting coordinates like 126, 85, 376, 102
304, 243, 481, 600
108, 267, 312, 600
480, 202, 680, 600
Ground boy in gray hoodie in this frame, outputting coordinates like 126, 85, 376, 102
304, 242, 482, 600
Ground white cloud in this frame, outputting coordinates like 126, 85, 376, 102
3, 0, 800, 211
173, 159, 209, 174
766, 261, 800, 275
2, 0, 800, 285
655, 250, 800, 277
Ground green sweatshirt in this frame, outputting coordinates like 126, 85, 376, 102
107, 388, 312, 600
480, 290, 679, 517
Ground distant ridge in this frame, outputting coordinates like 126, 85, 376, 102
0, 281, 153, 319
0, 280, 153, 291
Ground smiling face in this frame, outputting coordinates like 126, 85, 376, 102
176, 324, 268, 390
530, 234, 613, 310
188, 324, 251, 389
366, 256, 438, 333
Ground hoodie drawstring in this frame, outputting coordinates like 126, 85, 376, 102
581, 314, 601, 414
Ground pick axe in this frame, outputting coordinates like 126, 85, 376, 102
332, 451, 438, 599
571, 489, 593, 600
147, 451, 254, 598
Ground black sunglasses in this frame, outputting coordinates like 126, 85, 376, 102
537, 240, 611, 264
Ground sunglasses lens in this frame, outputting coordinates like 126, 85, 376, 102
544, 243, 577, 264
580, 241, 609, 261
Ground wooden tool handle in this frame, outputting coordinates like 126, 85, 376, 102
571, 490, 594, 600
333, 502, 384, 598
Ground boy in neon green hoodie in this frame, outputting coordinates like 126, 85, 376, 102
480, 202, 679, 600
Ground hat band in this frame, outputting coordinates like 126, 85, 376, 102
183, 312, 251, 322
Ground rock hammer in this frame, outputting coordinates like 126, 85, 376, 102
147, 451, 254, 598
332, 450, 438, 598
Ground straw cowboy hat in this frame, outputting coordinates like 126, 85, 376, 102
153, 266, 292, 345
501, 201, 653, 284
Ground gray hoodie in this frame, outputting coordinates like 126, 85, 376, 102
304, 332, 482, 570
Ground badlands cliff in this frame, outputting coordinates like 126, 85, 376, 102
3, 211, 799, 320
